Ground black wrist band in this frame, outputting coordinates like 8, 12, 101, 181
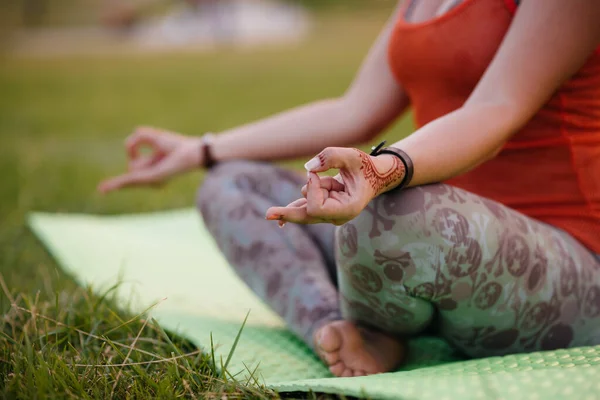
369, 141, 414, 190
200, 133, 217, 169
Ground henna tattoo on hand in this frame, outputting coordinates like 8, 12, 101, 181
356, 150, 406, 196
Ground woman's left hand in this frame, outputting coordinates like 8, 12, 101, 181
265, 147, 405, 226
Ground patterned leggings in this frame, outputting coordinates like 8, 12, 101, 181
197, 161, 600, 358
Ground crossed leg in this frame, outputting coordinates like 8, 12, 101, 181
335, 183, 600, 359
197, 161, 341, 341
197, 161, 406, 376
197, 161, 600, 376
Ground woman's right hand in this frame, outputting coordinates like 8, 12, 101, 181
98, 126, 204, 193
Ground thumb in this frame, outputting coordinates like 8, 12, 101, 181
304, 147, 360, 173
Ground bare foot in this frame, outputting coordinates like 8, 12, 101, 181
313, 320, 406, 377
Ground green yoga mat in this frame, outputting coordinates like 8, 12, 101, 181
28, 210, 600, 399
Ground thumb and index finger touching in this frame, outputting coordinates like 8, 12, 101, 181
98, 128, 174, 193
303, 147, 361, 218
125, 127, 165, 160
265, 147, 353, 222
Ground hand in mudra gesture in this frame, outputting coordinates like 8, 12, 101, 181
266, 147, 405, 226
98, 126, 203, 193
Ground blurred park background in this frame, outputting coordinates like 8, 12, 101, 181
0, 0, 414, 397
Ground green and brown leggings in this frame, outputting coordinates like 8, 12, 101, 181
197, 161, 600, 358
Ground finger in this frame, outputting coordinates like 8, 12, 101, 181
301, 176, 345, 197
98, 170, 155, 193
306, 172, 326, 217
328, 190, 347, 203
265, 200, 304, 220
128, 153, 163, 172
271, 199, 308, 223
306, 176, 357, 220
98, 175, 132, 193
304, 147, 362, 173
99, 153, 183, 193
125, 127, 161, 160
266, 205, 311, 224
286, 198, 308, 208
301, 187, 329, 200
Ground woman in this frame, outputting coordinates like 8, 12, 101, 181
99, 0, 600, 378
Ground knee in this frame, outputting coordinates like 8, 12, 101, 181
335, 186, 428, 257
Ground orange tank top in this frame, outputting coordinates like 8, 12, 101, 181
388, 0, 600, 253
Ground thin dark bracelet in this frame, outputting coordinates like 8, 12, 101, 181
369, 141, 414, 190
200, 133, 217, 169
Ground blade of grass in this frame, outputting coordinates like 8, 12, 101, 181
110, 315, 150, 398
0, 272, 16, 305
210, 332, 217, 370
72, 350, 201, 368
13, 306, 188, 364
243, 361, 262, 386
150, 318, 193, 371
222, 310, 250, 375
92, 282, 121, 313
102, 335, 161, 393
103, 298, 165, 336
0, 330, 19, 345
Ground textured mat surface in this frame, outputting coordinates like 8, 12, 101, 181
28, 210, 600, 399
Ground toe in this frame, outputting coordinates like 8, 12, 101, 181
341, 368, 353, 377
317, 325, 343, 353
321, 350, 340, 365
354, 370, 366, 377
329, 361, 346, 377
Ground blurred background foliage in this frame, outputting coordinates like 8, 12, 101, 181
1, 0, 396, 28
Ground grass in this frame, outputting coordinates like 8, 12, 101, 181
0, 7, 413, 399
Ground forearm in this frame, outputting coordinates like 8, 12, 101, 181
210, 98, 380, 163
387, 103, 520, 188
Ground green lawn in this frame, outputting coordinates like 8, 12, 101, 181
0, 9, 413, 398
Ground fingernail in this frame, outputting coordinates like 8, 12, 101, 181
278, 221, 286, 228
304, 157, 320, 172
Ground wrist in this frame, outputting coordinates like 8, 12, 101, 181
371, 154, 406, 195
182, 136, 205, 169
368, 141, 413, 193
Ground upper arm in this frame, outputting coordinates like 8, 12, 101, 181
342, 1, 410, 138
466, 0, 600, 134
